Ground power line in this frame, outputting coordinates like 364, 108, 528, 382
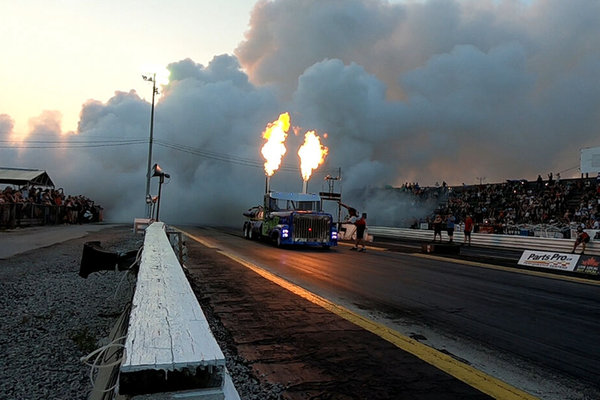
155, 139, 263, 165
557, 165, 580, 174
0, 132, 148, 140
0, 141, 147, 149
0, 139, 147, 144
154, 141, 308, 173
0, 136, 340, 175
153, 139, 341, 175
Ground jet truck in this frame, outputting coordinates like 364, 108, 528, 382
243, 191, 338, 248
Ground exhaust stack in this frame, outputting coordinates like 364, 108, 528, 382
265, 176, 271, 194
302, 180, 308, 194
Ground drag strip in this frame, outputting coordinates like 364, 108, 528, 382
213, 246, 534, 400
178, 226, 600, 399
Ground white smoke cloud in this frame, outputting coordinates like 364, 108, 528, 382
0, 114, 14, 137
236, 0, 600, 221
2, 0, 600, 227
28, 111, 63, 137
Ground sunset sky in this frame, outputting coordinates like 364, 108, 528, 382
1, 0, 599, 224
1, 0, 256, 135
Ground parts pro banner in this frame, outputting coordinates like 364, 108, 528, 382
518, 250, 579, 271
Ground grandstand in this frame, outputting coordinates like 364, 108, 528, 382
430, 175, 600, 238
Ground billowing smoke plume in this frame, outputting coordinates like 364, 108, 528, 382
0, 115, 14, 136
3, 0, 600, 227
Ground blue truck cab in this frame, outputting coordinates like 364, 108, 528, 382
243, 191, 338, 248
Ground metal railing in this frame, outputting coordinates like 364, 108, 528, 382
368, 226, 600, 256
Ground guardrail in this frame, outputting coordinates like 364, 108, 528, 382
119, 221, 239, 399
368, 226, 600, 256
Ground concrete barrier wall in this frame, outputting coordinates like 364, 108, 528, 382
120, 221, 239, 399
368, 226, 600, 256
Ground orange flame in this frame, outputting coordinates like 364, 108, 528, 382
298, 130, 328, 181
260, 113, 290, 177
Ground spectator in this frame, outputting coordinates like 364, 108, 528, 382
433, 214, 443, 242
446, 214, 455, 243
464, 214, 474, 246
2, 188, 16, 228
0, 185, 101, 228
572, 226, 590, 254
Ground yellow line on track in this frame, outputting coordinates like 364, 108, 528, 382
183, 230, 538, 400
174, 228, 219, 249
337, 241, 386, 252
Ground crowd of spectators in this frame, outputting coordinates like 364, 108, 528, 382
398, 181, 449, 198
424, 175, 600, 236
0, 186, 102, 228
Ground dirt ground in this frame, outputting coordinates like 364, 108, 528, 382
0, 224, 141, 400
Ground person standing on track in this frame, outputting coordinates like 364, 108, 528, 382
446, 213, 456, 243
464, 214, 474, 246
351, 213, 367, 252
433, 214, 443, 242
572, 226, 590, 254
342, 205, 359, 241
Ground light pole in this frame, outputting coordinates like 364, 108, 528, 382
142, 73, 158, 218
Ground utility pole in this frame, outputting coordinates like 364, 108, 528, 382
142, 73, 158, 218
320, 167, 342, 223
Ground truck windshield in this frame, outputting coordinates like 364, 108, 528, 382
291, 201, 319, 211
267, 196, 320, 211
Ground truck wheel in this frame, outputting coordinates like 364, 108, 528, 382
248, 226, 255, 240
243, 224, 248, 239
276, 234, 282, 248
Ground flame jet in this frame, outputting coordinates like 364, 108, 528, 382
298, 130, 328, 192
260, 112, 290, 177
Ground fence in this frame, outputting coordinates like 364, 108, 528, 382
368, 226, 600, 256
0, 203, 102, 228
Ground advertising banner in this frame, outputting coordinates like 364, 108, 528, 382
575, 255, 600, 275
518, 250, 580, 271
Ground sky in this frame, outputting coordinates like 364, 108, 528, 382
1, 0, 255, 135
2, 0, 600, 226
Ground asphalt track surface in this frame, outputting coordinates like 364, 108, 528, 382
184, 233, 492, 399
179, 226, 600, 400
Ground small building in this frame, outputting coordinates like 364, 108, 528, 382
0, 167, 55, 188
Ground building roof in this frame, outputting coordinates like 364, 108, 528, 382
0, 167, 55, 187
